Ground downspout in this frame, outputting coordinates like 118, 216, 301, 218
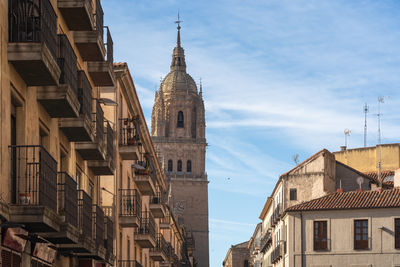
300, 212, 304, 267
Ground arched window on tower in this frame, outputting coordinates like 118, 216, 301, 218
177, 111, 184, 128
168, 160, 173, 172
187, 160, 192, 173
177, 160, 182, 172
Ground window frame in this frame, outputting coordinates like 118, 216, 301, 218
177, 111, 184, 128
187, 160, 192, 173
167, 159, 173, 172
354, 219, 369, 250
289, 188, 297, 201
313, 220, 328, 251
177, 160, 182, 172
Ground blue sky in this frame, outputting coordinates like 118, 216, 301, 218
102, 0, 400, 265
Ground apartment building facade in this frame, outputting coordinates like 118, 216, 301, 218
0, 1, 193, 267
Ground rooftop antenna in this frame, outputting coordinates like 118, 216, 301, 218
363, 103, 369, 147
377, 96, 385, 187
344, 129, 351, 148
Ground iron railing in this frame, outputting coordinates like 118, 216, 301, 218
93, 204, 105, 248
119, 189, 141, 218
151, 233, 169, 257
57, 34, 78, 94
9, 145, 57, 212
77, 70, 92, 120
260, 231, 272, 252
150, 190, 165, 205
94, 0, 103, 39
57, 172, 78, 226
118, 260, 143, 267
94, 101, 105, 146
136, 212, 156, 239
160, 210, 170, 225
271, 204, 282, 227
78, 190, 92, 239
104, 26, 113, 64
119, 117, 140, 147
105, 122, 115, 168
104, 216, 113, 252
270, 243, 282, 264
8, 0, 58, 58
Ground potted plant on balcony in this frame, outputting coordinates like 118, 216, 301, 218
59, 209, 66, 222
19, 192, 31, 204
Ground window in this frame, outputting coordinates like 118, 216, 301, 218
177, 111, 184, 128
354, 220, 368, 249
187, 160, 192, 173
177, 160, 182, 172
168, 160, 173, 172
396, 218, 400, 249
314, 221, 327, 250
290, 188, 297, 200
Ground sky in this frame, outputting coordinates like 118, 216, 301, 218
101, 1, 400, 266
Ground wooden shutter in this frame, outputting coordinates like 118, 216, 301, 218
354, 220, 368, 249
314, 221, 327, 250
395, 218, 400, 249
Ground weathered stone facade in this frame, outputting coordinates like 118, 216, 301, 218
151, 24, 209, 267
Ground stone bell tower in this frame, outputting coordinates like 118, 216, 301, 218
151, 20, 209, 267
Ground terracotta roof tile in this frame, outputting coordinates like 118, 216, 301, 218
364, 170, 394, 185
286, 188, 400, 212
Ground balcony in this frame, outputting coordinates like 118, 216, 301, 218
88, 122, 115, 175
271, 204, 282, 227
58, 0, 94, 31
87, 26, 115, 87
119, 189, 141, 228
43, 172, 80, 244
8, 145, 60, 232
88, 204, 106, 260
150, 234, 169, 261
8, 0, 61, 86
133, 165, 156, 196
150, 191, 166, 218
104, 216, 114, 264
270, 244, 282, 264
59, 70, 94, 142
159, 211, 170, 229
73, 0, 105, 61
75, 101, 106, 160
118, 260, 143, 267
118, 117, 140, 160
37, 34, 80, 118
260, 231, 272, 253
134, 212, 156, 248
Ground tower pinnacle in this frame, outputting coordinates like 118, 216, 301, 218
175, 12, 183, 48
171, 13, 186, 72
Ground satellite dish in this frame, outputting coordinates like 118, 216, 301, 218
357, 177, 364, 189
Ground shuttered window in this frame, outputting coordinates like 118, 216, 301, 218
1, 250, 21, 267
354, 219, 368, 249
290, 188, 297, 200
313, 221, 327, 250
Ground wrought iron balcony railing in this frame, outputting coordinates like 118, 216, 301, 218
105, 26, 113, 64
57, 34, 78, 93
119, 189, 141, 217
119, 117, 140, 147
105, 121, 115, 168
9, 145, 57, 212
271, 243, 282, 264
136, 211, 156, 238
92, 204, 105, 248
57, 172, 78, 226
94, 101, 105, 146
9, 0, 58, 58
78, 190, 92, 239
150, 190, 166, 205
104, 216, 113, 252
151, 233, 169, 256
77, 70, 92, 120
260, 231, 272, 252
94, 0, 103, 40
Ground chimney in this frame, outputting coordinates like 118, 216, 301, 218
340, 146, 347, 151
395, 168, 400, 188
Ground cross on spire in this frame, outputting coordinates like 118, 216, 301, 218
175, 12, 183, 47
175, 12, 183, 29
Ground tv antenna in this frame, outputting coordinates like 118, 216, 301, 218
363, 103, 369, 147
377, 96, 385, 187
344, 129, 351, 148
293, 154, 299, 165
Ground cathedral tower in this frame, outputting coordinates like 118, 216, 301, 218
151, 21, 209, 266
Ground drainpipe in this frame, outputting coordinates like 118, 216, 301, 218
300, 212, 304, 267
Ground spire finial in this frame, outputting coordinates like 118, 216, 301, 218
175, 12, 183, 47
199, 78, 203, 94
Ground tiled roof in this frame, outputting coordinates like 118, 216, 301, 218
286, 188, 400, 212
364, 170, 394, 186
